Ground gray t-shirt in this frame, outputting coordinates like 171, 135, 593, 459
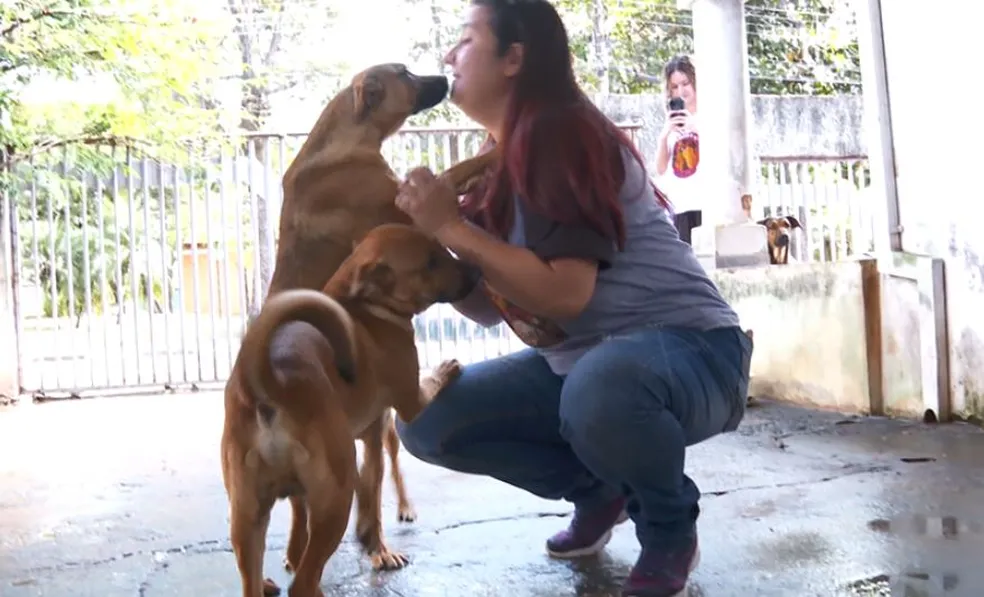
476, 147, 740, 375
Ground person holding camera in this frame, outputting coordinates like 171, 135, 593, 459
655, 55, 702, 245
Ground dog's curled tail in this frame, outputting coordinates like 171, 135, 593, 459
237, 289, 357, 408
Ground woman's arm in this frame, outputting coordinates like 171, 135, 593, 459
436, 220, 601, 321
451, 285, 502, 327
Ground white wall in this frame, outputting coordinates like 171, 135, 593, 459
875, 0, 984, 417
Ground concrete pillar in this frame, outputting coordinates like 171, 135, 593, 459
856, 0, 901, 255
677, 0, 769, 268
0, 187, 19, 399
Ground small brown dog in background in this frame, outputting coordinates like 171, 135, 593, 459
222, 224, 479, 597
757, 215, 801, 265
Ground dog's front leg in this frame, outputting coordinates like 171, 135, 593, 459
397, 358, 464, 423
420, 359, 462, 405
355, 416, 409, 570
230, 496, 275, 597
440, 148, 499, 195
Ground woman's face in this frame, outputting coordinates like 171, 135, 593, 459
443, 5, 522, 129
667, 70, 697, 112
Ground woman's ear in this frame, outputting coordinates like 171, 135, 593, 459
502, 42, 524, 78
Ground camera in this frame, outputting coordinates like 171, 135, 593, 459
667, 97, 687, 128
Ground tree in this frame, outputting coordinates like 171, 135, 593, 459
554, 0, 861, 96
1, 0, 225, 320
403, 0, 470, 128
745, 0, 860, 95
221, 0, 347, 141
383, 0, 480, 178
1, 0, 223, 157
216, 0, 350, 308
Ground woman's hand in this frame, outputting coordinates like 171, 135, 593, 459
661, 112, 690, 138
395, 167, 461, 237
657, 112, 685, 176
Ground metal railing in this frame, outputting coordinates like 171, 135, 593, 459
4, 125, 870, 395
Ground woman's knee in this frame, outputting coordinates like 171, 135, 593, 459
394, 395, 457, 466
396, 350, 562, 467
557, 346, 642, 447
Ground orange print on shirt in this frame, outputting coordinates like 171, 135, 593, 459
483, 284, 568, 348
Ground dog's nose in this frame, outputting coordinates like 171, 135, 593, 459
776, 234, 789, 247
434, 261, 481, 304
442, 262, 481, 303
461, 262, 481, 293
412, 76, 449, 114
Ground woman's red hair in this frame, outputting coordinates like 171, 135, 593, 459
460, 0, 670, 250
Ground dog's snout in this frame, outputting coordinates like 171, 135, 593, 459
437, 261, 481, 304
460, 262, 481, 295
776, 234, 789, 247
412, 75, 449, 114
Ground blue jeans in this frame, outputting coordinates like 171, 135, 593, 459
396, 325, 753, 549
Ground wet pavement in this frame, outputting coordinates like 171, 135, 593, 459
1, 393, 984, 597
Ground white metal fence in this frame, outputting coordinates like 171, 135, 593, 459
2, 126, 872, 396
755, 154, 874, 262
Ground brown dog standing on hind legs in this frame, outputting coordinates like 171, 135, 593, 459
222, 62, 497, 593
265, 62, 494, 295
222, 224, 479, 597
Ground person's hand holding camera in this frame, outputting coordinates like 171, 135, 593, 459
659, 111, 690, 148
668, 111, 691, 131
660, 96, 692, 141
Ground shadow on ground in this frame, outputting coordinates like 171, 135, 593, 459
2, 393, 984, 596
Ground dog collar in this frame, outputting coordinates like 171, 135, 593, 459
363, 303, 414, 332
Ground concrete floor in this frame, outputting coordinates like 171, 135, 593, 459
1, 393, 983, 597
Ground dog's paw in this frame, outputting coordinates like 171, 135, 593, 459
263, 577, 282, 596
286, 585, 324, 597
398, 502, 417, 523
432, 359, 463, 384
370, 547, 410, 571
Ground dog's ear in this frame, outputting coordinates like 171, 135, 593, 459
785, 215, 802, 229
353, 74, 385, 120
349, 261, 396, 299
756, 217, 773, 227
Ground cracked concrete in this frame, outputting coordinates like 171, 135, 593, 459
2, 393, 984, 596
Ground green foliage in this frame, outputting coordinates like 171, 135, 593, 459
745, 0, 860, 95
555, 0, 860, 96
1, 0, 225, 158
2, 0, 227, 319
15, 146, 180, 319
221, 0, 347, 132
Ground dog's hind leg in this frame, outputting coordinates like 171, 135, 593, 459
286, 498, 352, 597
230, 494, 276, 597
381, 409, 416, 523
284, 495, 309, 573
356, 416, 409, 570
286, 499, 351, 597
288, 392, 357, 596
